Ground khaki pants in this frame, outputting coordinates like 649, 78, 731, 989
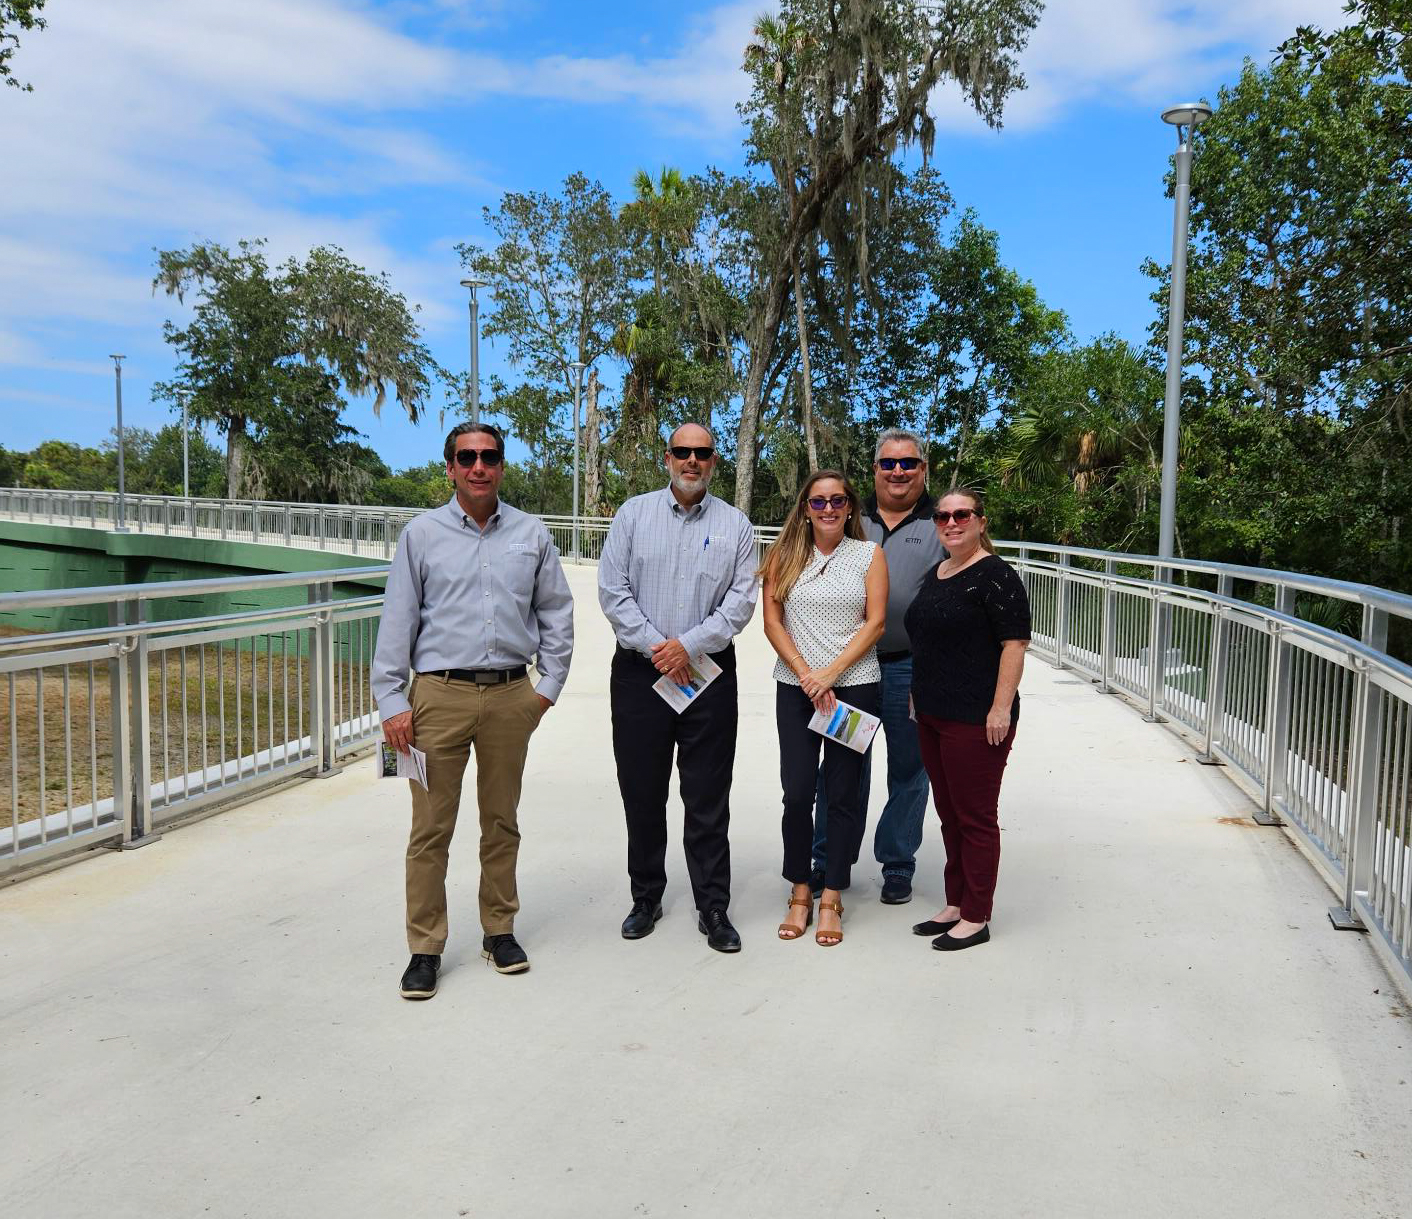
405, 673, 543, 953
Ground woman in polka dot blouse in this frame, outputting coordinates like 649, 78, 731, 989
759, 471, 888, 946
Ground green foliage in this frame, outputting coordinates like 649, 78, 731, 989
152, 239, 440, 501
0, 0, 46, 92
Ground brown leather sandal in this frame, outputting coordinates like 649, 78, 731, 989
815, 898, 844, 946
777, 895, 814, 940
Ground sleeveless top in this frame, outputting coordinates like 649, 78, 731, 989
773, 536, 881, 688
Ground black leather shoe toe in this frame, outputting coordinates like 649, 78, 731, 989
482, 933, 529, 974
399, 953, 441, 999
912, 918, 960, 936
621, 900, 664, 940
697, 907, 742, 953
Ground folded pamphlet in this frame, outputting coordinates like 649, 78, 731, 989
808, 697, 881, 754
377, 742, 428, 789
652, 653, 723, 713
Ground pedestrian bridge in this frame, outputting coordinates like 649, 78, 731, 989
2, 496, 1411, 1217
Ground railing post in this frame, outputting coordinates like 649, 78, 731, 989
1199, 574, 1233, 762
1255, 586, 1297, 825
284, 507, 292, 547
318, 509, 327, 551
251, 501, 261, 545
1055, 553, 1071, 670
220, 502, 228, 541
107, 599, 160, 850
1099, 560, 1117, 692
383, 512, 392, 560
90, 495, 97, 529
107, 601, 132, 843
1144, 586, 1163, 722
309, 581, 337, 774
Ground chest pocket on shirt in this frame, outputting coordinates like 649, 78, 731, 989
500, 550, 538, 599
695, 541, 732, 588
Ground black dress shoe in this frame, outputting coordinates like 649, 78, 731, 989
399, 953, 441, 999
482, 933, 530, 974
880, 876, 913, 905
621, 899, 664, 940
932, 925, 990, 951
697, 907, 742, 953
912, 917, 960, 936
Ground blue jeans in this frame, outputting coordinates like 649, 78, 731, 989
812, 656, 930, 880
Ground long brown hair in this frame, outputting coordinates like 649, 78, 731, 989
758, 470, 866, 603
941, 485, 996, 554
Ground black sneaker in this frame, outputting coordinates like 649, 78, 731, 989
880, 875, 913, 904
482, 933, 530, 974
399, 953, 440, 999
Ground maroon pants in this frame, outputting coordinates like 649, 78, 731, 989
915, 713, 1015, 923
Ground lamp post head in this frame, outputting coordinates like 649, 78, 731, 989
1161, 102, 1213, 128
109, 353, 125, 363
460, 277, 488, 292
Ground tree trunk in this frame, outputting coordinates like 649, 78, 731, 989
225, 418, 251, 500
734, 269, 792, 516
584, 369, 604, 515
792, 249, 819, 471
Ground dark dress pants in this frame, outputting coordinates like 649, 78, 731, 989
777, 681, 880, 892
610, 644, 738, 912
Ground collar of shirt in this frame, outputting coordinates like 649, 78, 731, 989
663, 485, 713, 521
864, 491, 935, 535
447, 496, 502, 531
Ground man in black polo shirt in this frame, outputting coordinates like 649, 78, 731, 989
813, 427, 944, 903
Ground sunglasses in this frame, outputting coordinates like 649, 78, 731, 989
669, 446, 715, 461
453, 448, 503, 468
807, 494, 849, 511
877, 457, 922, 471
932, 508, 978, 525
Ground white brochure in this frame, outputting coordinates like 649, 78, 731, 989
808, 698, 881, 754
652, 653, 724, 714
377, 742, 428, 789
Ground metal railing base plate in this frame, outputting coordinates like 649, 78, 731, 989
1251, 809, 1284, 826
105, 833, 163, 851
1195, 755, 1225, 767
1328, 905, 1368, 932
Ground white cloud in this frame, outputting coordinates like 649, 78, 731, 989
930, 0, 1354, 131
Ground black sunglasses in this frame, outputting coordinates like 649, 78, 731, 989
932, 508, 977, 525
669, 446, 715, 461
877, 457, 922, 471
453, 448, 503, 468
807, 494, 849, 511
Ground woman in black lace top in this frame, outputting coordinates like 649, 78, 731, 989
903, 487, 1030, 952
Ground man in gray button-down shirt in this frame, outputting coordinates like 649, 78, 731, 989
372, 422, 573, 999
598, 423, 758, 952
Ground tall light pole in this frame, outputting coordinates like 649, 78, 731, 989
109, 354, 127, 532
459, 277, 488, 422
570, 360, 586, 562
1157, 102, 1213, 568
181, 391, 190, 498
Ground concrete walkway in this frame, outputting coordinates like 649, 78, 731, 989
2, 564, 1409, 1219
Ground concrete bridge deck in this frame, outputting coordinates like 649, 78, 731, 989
2, 564, 1410, 1219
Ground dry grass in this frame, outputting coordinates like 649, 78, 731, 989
2, 627, 371, 829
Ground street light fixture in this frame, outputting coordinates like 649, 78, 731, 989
459, 277, 488, 423
109, 354, 127, 532
570, 361, 586, 562
1157, 101, 1213, 568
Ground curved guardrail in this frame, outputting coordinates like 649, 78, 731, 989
1, 489, 1408, 988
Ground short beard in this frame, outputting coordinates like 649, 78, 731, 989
670, 467, 712, 500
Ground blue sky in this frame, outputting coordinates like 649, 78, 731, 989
0, 0, 1348, 475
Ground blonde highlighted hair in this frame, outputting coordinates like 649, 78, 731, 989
758, 470, 866, 603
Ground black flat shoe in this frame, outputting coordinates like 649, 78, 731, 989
932, 925, 990, 951
698, 907, 742, 953
482, 933, 529, 974
621, 900, 663, 940
912, 918, 959, 936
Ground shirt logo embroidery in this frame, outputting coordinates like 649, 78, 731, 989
507, 543, 536, 554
